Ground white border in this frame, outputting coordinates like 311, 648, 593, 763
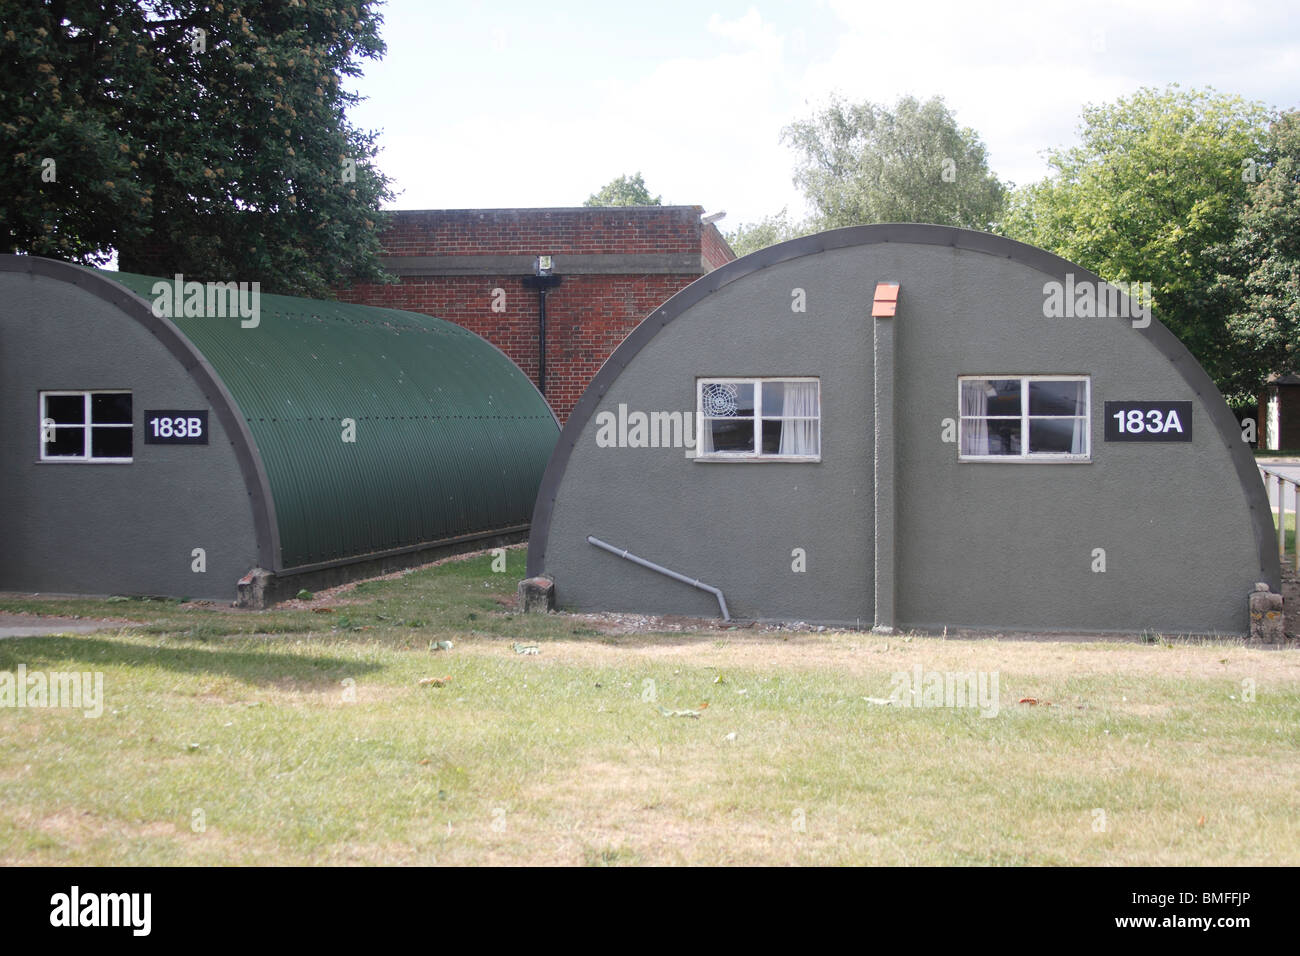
695, 376, 822, 462
957, 375, 1091, 463
39, 390, 134, 464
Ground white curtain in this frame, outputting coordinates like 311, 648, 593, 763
1070, 382, 1087, 454
699, 410, 714, 453
695, 383, 714, 454
778, 381, 819, 456
960, 382, 989, 455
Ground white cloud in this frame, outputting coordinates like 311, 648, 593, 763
357, 0, 1300, 224
806, 0, 1300, 186
374, 7, 806, 224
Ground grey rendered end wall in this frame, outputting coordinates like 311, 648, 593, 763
539, 247, 877, 626
0, 271, 259, 600
533, 231, 1272, 635
890, 245, 1265, 634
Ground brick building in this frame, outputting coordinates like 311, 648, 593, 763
1258, 371, 1300, 451
335, 206, 735, 422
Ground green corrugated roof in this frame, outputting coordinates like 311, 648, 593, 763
106, 272, 558, 569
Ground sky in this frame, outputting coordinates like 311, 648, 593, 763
346, 0, 1300, 229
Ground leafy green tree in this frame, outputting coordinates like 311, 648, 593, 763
1210, 111, 1300, 403
724, 207, 812, 258
1001, 85, 1272, 398
782, 95, 1006, 231
0, 0, 394, 297
584, 171, 661, 206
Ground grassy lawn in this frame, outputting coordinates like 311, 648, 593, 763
1, 546, 1297, 866
1273, 511, 1296, 556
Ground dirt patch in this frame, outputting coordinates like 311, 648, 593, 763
1281, 562, 1300, 639
546, 607, 1294, 646
33, 809, 178, 843
565, 610, 831, 637
478, 629, 1300, 684
0, 613, 136, 637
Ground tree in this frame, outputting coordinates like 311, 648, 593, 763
1210, 111, 1300, 403
1001, 85, 1272, 400
584, 172, 661, 206
0, 0, 394, 297
781, 95, 1006, 231
724, 207, 811, 258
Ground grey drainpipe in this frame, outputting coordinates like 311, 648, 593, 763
872, 282, 899, 633
587, 535, 731, 621
522, 272, 562, 395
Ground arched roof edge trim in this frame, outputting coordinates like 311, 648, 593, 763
525, 224, 1280, 593
0, 254, 282, 571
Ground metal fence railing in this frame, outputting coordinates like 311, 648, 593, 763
1259, 465, 1299, 571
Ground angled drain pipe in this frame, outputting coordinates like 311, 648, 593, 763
586, 535, 731, 621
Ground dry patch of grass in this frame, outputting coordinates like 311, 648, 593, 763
0, 548, 1296, 866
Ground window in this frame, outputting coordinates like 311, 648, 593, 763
958, 376, 1089, 461
697, 377, 820, 460
40, 391, 134, 462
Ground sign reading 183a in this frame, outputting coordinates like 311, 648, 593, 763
1104, 401, 1192, 442
144, 409, 209, 445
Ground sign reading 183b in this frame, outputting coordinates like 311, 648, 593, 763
144, 410, 209, 445
1103, 401, 1192, 442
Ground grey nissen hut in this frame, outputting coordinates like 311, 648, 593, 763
0, 255, 558, 605
526, 225, 1278, 635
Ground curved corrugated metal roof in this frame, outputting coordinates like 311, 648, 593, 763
106, 271, 558, 570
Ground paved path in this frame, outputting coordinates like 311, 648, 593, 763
0, 614, 112, 639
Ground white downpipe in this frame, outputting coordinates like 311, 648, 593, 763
586, 535, 731, 621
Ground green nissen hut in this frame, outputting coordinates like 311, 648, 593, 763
526, 225, 1278, 635
0, 255, 558, 605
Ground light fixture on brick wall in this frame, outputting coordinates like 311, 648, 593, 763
524, 255, 562, 396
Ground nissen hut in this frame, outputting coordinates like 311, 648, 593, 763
525, 225, 1277, 635
0, 255, 558, 605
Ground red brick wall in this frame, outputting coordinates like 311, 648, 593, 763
702, 222, 737, 270
337, 207, 735, 424
336, 272, 690, 423
378, 206, 709, 257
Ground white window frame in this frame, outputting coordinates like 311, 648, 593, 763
695, 376, 822, 462
957, 375, 1091, 463
39, 390, 134, 463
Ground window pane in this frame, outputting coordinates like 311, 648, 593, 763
91, 392, 133, 424
761, 418, 782, 454
1029, 380, 1085, 416
44, 394, 84, 424
45, 427, 84, 457
91, 426, 133, 459
708, 418, 753, 452
732, 383, 755, 417
764, 380, 818, 417
700, 382, 753, 418
762, 380, 784, 413
961, 379, 1020, 417
1028, 418, 1084, 454
984, 418, 1022, 455
762, 417, 819, 456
